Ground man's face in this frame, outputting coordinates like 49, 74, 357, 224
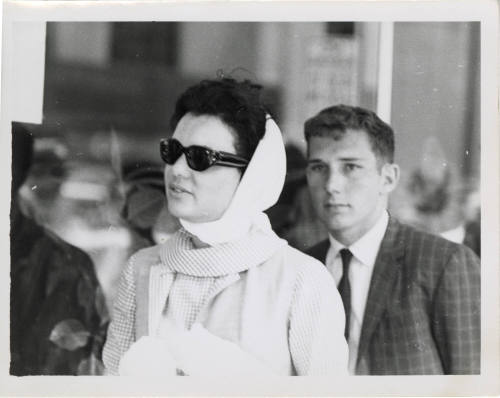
306, 129, 397, 245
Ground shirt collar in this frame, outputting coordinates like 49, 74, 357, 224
328, 210, 389, 268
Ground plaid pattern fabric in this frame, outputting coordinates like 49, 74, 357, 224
164, 274, 216, 330
307, 217, 480, 375
102, 253, 219, 375
102, 255, 137, 375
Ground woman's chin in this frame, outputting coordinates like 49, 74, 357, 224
168, 200, 224, 224
167, 202, 188, 220
168, 206, 201, 223
174, 211, 223, 224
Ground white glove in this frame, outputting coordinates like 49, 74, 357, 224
118, 335, 177, 376
160, 321, 274, 377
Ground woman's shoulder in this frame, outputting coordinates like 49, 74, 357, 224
282, 244, 327, 268
256, 245, 339, 307
264, 244, 333, 282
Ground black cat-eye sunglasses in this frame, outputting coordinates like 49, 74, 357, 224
160, 138, 249, 172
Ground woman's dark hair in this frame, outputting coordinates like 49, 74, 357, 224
170, 78, 267, 161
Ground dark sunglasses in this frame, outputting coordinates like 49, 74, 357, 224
160, 138, 249, 172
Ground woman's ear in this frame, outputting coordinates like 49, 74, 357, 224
381, 163, 400, 194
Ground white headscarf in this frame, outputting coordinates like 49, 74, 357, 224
179, 117, 286, 245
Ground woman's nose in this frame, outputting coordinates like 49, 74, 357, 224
169, 153, 191, 176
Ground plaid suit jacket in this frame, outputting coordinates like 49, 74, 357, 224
307, 217, 480, 375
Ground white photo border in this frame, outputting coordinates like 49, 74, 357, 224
1, 0, 498, 396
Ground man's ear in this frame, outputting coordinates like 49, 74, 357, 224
381, 163, 400, 194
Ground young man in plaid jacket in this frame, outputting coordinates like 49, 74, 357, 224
305, 105, 480, 375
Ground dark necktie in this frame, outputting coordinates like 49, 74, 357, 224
338, 248, 352, 340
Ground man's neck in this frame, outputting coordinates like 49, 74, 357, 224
330, 208, 387, 247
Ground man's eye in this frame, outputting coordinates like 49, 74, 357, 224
309, 163, 326, 172
345, 164, 361, 172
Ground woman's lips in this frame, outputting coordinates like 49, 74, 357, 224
168, 183, 192, 195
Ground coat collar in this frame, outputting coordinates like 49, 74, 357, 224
356, 216, 405, 369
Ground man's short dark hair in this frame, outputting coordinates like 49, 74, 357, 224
170, 78, 267, 161
304, 104, 395, 164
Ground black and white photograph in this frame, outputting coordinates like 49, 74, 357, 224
1, 0, 498, 396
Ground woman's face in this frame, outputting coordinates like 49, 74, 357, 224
164, 113, 242, 223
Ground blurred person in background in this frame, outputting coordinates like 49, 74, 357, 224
304, 105, 480, 375
10, 123, 108, 375
103, 78, 348, 376
390, 136, 481, 257
121, 163, 181, 247
266, 143, 328, 251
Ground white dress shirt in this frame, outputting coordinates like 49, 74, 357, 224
325, 210, 389, 374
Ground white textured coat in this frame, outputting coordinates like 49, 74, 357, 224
103, 241, 348, 376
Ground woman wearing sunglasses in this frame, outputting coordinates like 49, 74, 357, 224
103, 78, 348, 376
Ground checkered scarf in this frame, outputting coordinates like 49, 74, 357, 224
160, 227, 287, 277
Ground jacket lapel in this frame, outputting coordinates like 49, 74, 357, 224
356, 217, 404, 371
